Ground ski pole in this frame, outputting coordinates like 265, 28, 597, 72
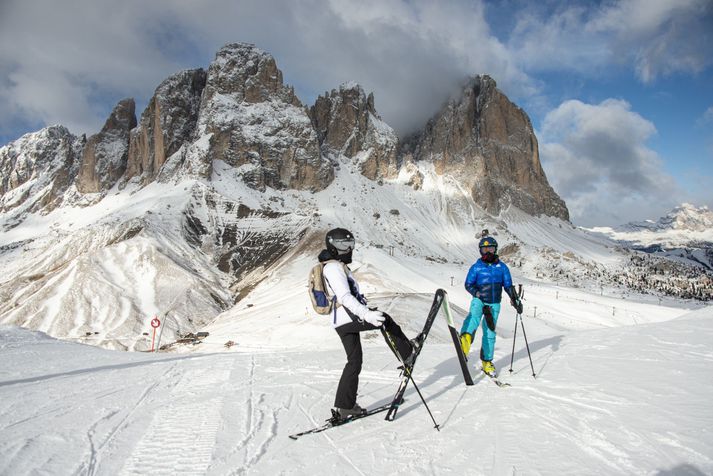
381, 329, 440, 431
403, 366, 440, 431
510, 284, 523, 373
509, 315, 518, 374
510, 285, 536, 377
519, 313, 536, 377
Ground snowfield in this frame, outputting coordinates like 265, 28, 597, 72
1, 284, 711, 475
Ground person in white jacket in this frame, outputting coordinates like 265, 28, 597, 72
320, 228, 419, 418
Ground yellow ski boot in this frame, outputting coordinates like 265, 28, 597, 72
482, 360, 497, 378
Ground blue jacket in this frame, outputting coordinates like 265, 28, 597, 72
464, 258, 513, 304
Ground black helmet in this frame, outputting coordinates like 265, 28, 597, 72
326, 228, 355, 260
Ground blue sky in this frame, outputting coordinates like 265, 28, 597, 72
1, 0, 711, 226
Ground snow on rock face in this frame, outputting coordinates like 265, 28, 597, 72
402, 75, 570, 221
127, 69, 207, 184
181, 181, 311, 283
0, 126, 84, 217
0, 183, 233, 350
309, 83, 399, 180
192, 43, 333, 191
76, 98, 136, 194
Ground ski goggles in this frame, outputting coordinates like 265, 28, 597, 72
480, 246, 496, 254
329, 236, 355, 253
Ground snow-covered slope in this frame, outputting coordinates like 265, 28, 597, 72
2, 155, 711, 349
2, 299, 711, 475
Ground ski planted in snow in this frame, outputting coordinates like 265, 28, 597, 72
441, 292, 474, 386
383, 288, 445, 421
289, 404, 391, 440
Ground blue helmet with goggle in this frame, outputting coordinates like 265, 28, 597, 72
478, 236, 498, 255
326, 228, 355, 261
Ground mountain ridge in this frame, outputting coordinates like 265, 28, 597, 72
1, 43, 710, 350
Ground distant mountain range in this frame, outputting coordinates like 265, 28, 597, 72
619, 203, 713, 234
589, 204, 713, 247
588, 204, 713, 271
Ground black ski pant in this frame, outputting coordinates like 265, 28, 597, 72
334, 312, 412, 409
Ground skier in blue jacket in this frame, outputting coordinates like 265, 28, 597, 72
460, 236, 523, 377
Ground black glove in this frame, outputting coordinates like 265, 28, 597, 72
511, 298, 523, 314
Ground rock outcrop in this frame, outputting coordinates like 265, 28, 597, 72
76, 98, 136, 194
310, 83, 398, 180
403, 75, 569, 220
0, 126, 83, 215
127, 69, 206, 184
189, 43, 333, 191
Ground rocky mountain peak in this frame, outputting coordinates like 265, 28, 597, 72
127, 69, 207, 184
76, 98, 136, 194
0, 125, 83, 216
1, 44, 570, 222
187, 43, 333, 190
309, 82, 398, 180
403, 75, 569, 221
664, 204, 713, 231
201, 43, 301, 109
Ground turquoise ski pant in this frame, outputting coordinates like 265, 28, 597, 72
460, 298, 501, 361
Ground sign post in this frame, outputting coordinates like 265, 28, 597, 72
150, 316, 161, 351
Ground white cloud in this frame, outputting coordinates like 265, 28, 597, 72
539, 99, 681, 226
508, 0, 713, 83
0, 0, 184, 137
703, 106, 713, 124
0, 0, 538, 139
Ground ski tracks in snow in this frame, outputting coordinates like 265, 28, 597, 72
211, 354, 284, 476
118, 359, 232, 475
82, 365, 174, 476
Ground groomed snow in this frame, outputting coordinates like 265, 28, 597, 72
1, 293, 711, 475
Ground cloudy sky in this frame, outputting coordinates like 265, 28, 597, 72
1, 0, 711, 226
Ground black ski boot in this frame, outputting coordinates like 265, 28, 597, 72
334, 403, 366, 420
403, 333, 424, 369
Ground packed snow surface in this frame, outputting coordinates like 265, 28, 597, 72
1, 280, 711, 475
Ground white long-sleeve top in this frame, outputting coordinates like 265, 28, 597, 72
322, 261, 370, 328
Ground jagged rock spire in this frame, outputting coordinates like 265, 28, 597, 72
76, 98, 136, 193
403, 75, 569, 221
309, 82, 398, 180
